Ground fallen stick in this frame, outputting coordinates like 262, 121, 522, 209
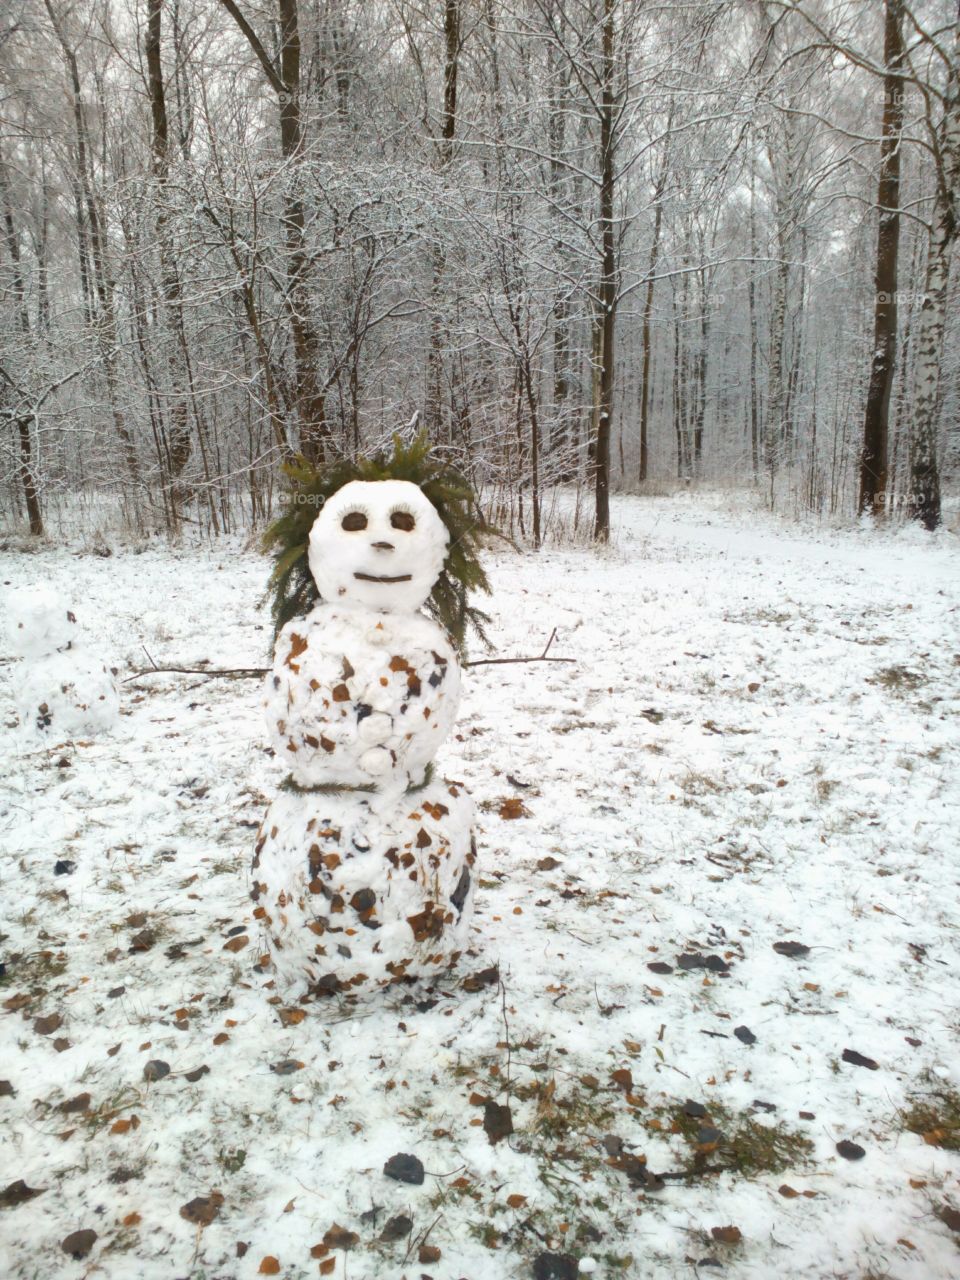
126, 630, 573, 682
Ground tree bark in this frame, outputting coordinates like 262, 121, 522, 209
219, 0, 330, 464
0, 147, 43, 534
145, 0, 193, 511
592, 0, 615, 542
42, 0, 140, 485
425, 0, 461, 440
859, 0, 904, 517
906, 16, 958, 530
639, 151, 667, 483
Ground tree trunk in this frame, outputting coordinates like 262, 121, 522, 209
425, 0, 460, 440
859, 0, 904, 517
146, 0, 193, 512
0, 147, 43, 534
593, 0, 615, 542
639, 151, 667, 483
906, 19, 958, 530
219, 0, 331, 464
42, 0, 141, 486
748, 162, 760, 479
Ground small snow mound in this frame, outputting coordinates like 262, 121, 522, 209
4, 584, 76, 658
14, 651, 120, 738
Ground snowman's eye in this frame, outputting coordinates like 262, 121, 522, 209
341, 511, 368, 531
390, 510, 416, 532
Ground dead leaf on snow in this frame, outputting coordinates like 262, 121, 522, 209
462, 965, 499, 992
323, 1223, 359, 1250
1, 1180, 45, 1209
498, 796, 529, 820
61, 1229, 97, 1258
59, 1092, 91, 1114
179, 1192, 224, 1226
483, 1099, 514, 1145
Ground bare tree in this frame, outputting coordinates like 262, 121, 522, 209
859, 0, 905, 517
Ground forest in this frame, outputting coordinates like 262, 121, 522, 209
1, 0, 957, 544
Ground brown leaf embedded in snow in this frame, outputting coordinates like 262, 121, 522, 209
483, 1099, 514, 1145
179, 1192, 224, 1226
419, 1243, 441, 1263
841, 1048, 879, 1070
532, 1252, 578, 1280
223, 934, 248, 953
1, 1180, 45, 1208
285, 633, 308, 669
61, 1229, 97, 1258
462, 964, 499, 992
383, 1153, 424, 1184
773, 940, 810, 958
59, 1092, 91, 1114
277, 1007, 305, 1027
258, 1258, 281, 1275
836, 1140, 866, 1161
33, 1013, 62, 1035
711, 1225, 743, 1245
498, 796, 529, 820
323, 1223, 359, 1249
379, 1214, 412, 1241
270, 1059, 304, 1075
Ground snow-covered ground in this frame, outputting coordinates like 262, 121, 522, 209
2, 494, 959, 1280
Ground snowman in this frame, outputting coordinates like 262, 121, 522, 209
252, 447, 487, 997
5, 584, 119, 739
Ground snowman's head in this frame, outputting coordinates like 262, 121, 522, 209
307, 478, 449, 613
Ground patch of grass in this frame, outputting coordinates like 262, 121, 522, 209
899, 1084, 960, 1150
217, 1146, 247, 1173
815, 777, 839, 802
679, 770, 727, 798
869, 664, 924, 693
0, 948, 68, 991
646, 1100, 814, 1176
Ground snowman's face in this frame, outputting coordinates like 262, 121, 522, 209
308, 479, 449, 613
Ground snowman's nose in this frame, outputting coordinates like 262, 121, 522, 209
372, 541, 394, 551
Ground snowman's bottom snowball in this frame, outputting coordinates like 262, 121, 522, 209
14, 653, 119, 738
252, 779, 475, 994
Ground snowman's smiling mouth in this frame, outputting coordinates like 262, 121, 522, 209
354, 572, 413, 584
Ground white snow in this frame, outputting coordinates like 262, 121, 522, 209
1, 493, 959, 1279
266, 605, 460, 791
308, 478, 450, 614
3, 583, 119, 739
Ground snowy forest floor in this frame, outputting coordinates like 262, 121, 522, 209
2, 493, 960, 1280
